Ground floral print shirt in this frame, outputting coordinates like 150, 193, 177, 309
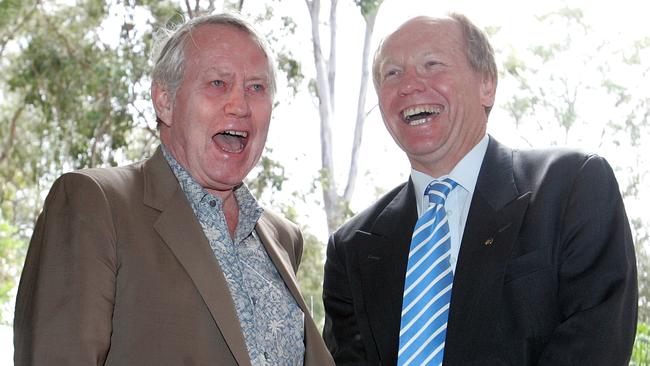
163, 146, 305, 365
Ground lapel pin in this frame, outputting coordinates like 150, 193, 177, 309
484, 238, 494, 246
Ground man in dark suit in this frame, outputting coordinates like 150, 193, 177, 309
323, 13, 637, 365
14, 13, 334, 366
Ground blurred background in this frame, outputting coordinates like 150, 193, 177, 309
1, 0, 648, 363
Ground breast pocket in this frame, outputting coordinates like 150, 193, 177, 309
504, 248, 550, 283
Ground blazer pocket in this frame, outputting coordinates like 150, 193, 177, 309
504, 248, 550, 283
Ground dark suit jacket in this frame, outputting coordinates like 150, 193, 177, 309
323, 136, 637, 365
14, 147, 334, 366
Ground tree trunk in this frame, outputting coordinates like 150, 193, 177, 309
344, 9, 377, 202
306, 0, 383, 233
306, 0, 338, 233
328, 0, 337, 113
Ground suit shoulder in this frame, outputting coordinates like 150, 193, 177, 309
46, 160, 146, 210
261, 208, 301, 237
69, 160, 144, 186
511, 147, 619, 201
513, 146, 611, 180
333, 182, 408, 241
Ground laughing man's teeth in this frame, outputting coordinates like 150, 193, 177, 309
410, 118, 428, 126
223, 130, 248, 138
401, 106, 442, 124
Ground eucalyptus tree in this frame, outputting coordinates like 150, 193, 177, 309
305, 0, 384, 234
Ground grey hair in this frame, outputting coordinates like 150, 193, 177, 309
372, 13, 498, 94
151, 13, 277, 101
449, 13, 498, 88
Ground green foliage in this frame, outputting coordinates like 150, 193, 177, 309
0, 219, 24, 324
0, 0, 28, 32
278, 53, 304, 95
0, 0, 179, 324
354, 0, 383, 18
296, 230, 326, 330
632, 322, 650, 365
246, 148, 287, 203
625, 37, 650, 65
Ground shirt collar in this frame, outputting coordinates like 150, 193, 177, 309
411, 134, 489, 210
161, 144, 263, 239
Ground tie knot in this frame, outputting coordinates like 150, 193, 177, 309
425, 178, 458, 205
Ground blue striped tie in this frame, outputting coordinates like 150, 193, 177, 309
398, 178, 458, 366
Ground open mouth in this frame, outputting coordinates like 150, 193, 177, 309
401, 105, 443, 126
213, 130, 248, 153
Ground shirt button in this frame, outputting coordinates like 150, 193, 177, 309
251, 296, 257, 305
209, 200, 216, 207
264, 351, 269, 360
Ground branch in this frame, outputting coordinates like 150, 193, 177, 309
88, 84, 113, 168
344, 8, 378, 201
40, 10, 92, 72
184, 0, 194, 18
194, 0, 201, 15
0, 105, 25, 165
328, 0, 337, 112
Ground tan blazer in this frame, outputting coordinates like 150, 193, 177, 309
14, 147, 334, 366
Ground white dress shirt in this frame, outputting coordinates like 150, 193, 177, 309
410, 135, 489, 273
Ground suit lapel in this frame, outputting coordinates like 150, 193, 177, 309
255, 215, 310, 314
444, 137, 530, 363
354, 182, 417, 364
143, 148, 252, 366
257, 214, 335, 366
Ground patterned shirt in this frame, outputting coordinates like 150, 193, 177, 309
162, 146, 305, 365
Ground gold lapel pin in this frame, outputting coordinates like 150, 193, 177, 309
484, 238, 494, 246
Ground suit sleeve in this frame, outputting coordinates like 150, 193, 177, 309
537, 155, 637, 365
14, 173, 118, 365
322, 234, 368, 365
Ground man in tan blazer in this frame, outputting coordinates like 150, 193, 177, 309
14, 13, 334, 366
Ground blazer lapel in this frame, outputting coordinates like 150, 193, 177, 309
444, 137, 531, 363
354, 182, 417, 364
255, 214, 310, 314
143, 148, 252, 366
256, 214, 335, 366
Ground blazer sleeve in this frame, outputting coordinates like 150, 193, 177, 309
323, 233, 368, 365
537, 155, 637, 365
14, 172, 118, 365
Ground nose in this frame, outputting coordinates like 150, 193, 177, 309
224, 85, 251, 117
397, 72, 426, 96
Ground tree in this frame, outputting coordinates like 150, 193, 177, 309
0, 219, 22, 324
0, 1, 186, 324
305, 0, 384, 233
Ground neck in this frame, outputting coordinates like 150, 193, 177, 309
216, 190, 239, 239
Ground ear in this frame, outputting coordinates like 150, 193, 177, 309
479, 74, 496, 110
151, 81, 173, 127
